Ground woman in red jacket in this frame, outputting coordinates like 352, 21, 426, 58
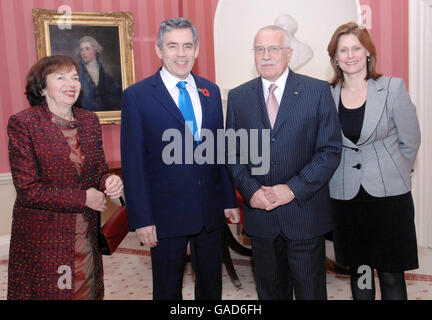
7, 55, 123, 299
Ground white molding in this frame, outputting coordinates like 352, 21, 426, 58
0, 173, 12, 185
0, 235, 10, 246
0, 235, 10, 258
409, 0, 432, 248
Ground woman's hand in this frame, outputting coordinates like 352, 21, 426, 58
104, 174, 123, 199
85, 187, 107, 212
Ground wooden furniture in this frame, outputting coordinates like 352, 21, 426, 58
223, 192, 252, 289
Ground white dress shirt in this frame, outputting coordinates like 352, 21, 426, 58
261, 67, 290, 105
159, 67, 203, 136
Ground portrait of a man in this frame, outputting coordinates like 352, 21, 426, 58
49, 25, 123, 111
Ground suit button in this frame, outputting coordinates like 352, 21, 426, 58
271, 137, 276, 142
353, 163, 362, 169
197, 180, 201, 185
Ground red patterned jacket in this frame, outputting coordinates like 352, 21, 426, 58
7, 105, 110, 300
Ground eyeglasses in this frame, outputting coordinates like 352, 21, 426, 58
253, 45, 289, 56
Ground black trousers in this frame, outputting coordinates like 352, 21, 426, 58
251, 233, 327, 300
150, 227, 223, 300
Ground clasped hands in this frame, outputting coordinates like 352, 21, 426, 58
85, 174, 123, 212
250, 184, 295, 211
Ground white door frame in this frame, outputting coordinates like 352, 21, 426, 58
409, 0, 432, 248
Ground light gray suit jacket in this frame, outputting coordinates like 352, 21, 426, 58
329, 76, 421, 200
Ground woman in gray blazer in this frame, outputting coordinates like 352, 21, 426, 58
327, 22, 421, 300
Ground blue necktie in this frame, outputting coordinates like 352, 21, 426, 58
176, 81, 199, 143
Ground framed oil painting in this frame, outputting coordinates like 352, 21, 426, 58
32, 9, 135, 124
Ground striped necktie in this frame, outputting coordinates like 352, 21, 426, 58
266, 83, 279, 128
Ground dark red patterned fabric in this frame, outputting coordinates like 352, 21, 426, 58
7, 105, 110, 300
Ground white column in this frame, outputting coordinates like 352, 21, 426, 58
409, 0, 432, 248
0, 173, 15, 236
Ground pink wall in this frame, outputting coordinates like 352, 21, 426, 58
182, 0, 219, 82
0, 0, 217, 173
0, 0, 408, 174
360, 0, 409, 83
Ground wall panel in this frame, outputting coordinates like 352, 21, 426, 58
360, 0, 409, 84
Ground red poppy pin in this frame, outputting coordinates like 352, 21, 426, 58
198, 88, 210, 99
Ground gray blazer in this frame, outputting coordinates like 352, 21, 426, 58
329, 76, 421, 200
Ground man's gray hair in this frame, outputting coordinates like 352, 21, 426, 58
156, 17, 199, 49
254, 25, 292, 48
78, 35, 103, 54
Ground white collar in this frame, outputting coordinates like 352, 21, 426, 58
85, 59, 99, 73
262, 68, 290, 93
160, 67, 197, 91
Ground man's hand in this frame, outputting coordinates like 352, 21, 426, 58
224, 208, 241, 223
261, 184, 295, 211
250, 188, 271, 210
136, 225, 158, 248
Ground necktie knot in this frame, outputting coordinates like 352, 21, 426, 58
176, 81, 187, 90
269, 83, 277, 94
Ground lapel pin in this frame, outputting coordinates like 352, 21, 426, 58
294, 91, 299, 95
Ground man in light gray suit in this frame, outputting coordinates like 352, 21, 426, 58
226, 25, 342, 300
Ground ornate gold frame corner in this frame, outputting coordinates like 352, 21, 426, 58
32, 9, 135, 124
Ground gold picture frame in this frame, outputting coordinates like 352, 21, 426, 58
32, 9, 135, 124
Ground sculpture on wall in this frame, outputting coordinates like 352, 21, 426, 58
275, 14, 313, 70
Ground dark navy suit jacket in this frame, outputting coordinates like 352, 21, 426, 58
79, 59, 122, 111
226, 70, 342, 240
121, 69, 237, 239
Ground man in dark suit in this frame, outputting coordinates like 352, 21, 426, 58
121, 18, 239, 300
226, 25, 342, 300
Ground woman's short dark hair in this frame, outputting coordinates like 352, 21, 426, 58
327, 22, 382, 87
25, 55, 82, 106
